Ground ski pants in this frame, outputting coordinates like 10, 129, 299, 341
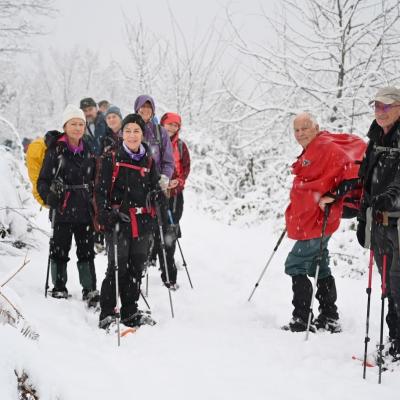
284, 236, 332, 279
100, 223, 151, 320
151, 192, 184, 284
50, 222, 95, 263
371, 222, 400, 340
49, 222, 96, 290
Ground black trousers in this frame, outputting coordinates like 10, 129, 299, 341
100, 223, 151, 320
371, 222, 400, 340
152, 193, 184, 284
50, 222, 95, 263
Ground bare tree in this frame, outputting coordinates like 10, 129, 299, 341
201, 0, 400, 223
121, 14, 166, 95
0, 0, 56, 55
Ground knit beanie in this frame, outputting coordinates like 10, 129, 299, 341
121, 113, 146, 133
62, 104, 86, 127
105, 105, 123, 120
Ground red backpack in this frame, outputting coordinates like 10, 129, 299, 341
320, 131, 367, 218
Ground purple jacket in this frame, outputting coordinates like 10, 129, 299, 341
134, 95, 174, 178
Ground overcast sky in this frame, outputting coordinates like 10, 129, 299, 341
29, 0, 278, 63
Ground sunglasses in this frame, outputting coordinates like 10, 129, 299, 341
373, 102, 400, 112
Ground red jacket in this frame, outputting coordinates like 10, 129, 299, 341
170, 132, 190, 196
285, 131, 365, 240
160, 112, 191, 196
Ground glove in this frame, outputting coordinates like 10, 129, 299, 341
50, 178, 65, 197
159, 174, 169, 191
46, 191, 62, 208
372, 194, 388, 211
356, 220, 366, 248
102, 209, 130, 231
103, 209, 120, 231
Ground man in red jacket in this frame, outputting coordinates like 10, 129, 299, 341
283, 112, 364, 333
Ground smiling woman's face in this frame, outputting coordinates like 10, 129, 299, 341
122, 122, 143, 151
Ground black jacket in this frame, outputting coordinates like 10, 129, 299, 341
37, 134, 96, 224
359, 119, 400, 218
95, 143, 159, 235
83, 112, 108, 156
100, 127, 122, 154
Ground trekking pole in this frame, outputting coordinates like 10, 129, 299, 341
140, 290, 151, 310
363, 249, 374, 379
155, 199, 174, 318
113, 223, 121, 347
247, 228, 287, 302
45, 209, 56, 298
145, 272, 149, 297
305, 204, 331, 341
167, 210, 193, 289
378, 212, 389, 384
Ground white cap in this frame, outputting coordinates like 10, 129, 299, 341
371, 86, 400, 105
62, 104, 86, 127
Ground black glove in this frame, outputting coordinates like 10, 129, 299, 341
102, 209, 130, 231
50, 178, 65, 196
46, 191, 62, 208
372, 195, 385, 211
356, 220, 366, 248
102, 209, 120, 231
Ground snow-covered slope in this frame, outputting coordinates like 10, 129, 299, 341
0, 192, 398, 399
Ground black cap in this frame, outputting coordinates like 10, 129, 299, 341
80, 97, 97, 109
121, 113, 146, 133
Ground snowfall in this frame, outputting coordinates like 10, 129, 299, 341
0, 143, 399, 400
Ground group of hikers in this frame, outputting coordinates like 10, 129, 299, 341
283, 86, 400, 366
23, 85, 400, 367
27, 95, 190, 329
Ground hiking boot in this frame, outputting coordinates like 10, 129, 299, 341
122, 310, 156, 328
95, 242, 105, 254
99, 315, 116, 330
314, 314, 342, 333
83, 289, 100, 307
282, 317, 316, 333
122, 312, 142, 328
388, 338, 400, 362
51, 287, 68, 299
164, 282, 179, 291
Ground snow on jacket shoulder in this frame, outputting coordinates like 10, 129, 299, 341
285, 131, 356, 240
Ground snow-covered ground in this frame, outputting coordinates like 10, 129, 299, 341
0, 191, 399, 399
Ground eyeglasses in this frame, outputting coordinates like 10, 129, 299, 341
372, 102, 400, 112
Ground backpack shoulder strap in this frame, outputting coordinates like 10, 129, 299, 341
177, 139, 183, 160
155, 124, 162, 145
155, 124, 164, 167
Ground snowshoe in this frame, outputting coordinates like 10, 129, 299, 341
282, 317, 316, 333
122, 310, 156, 328
99, 315, 116, 330
314, 315, 342, 333
49, 288, 69, 299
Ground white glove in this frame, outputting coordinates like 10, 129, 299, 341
159, 174, 170, 191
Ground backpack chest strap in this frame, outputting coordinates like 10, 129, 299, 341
111, 161, 150, 193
